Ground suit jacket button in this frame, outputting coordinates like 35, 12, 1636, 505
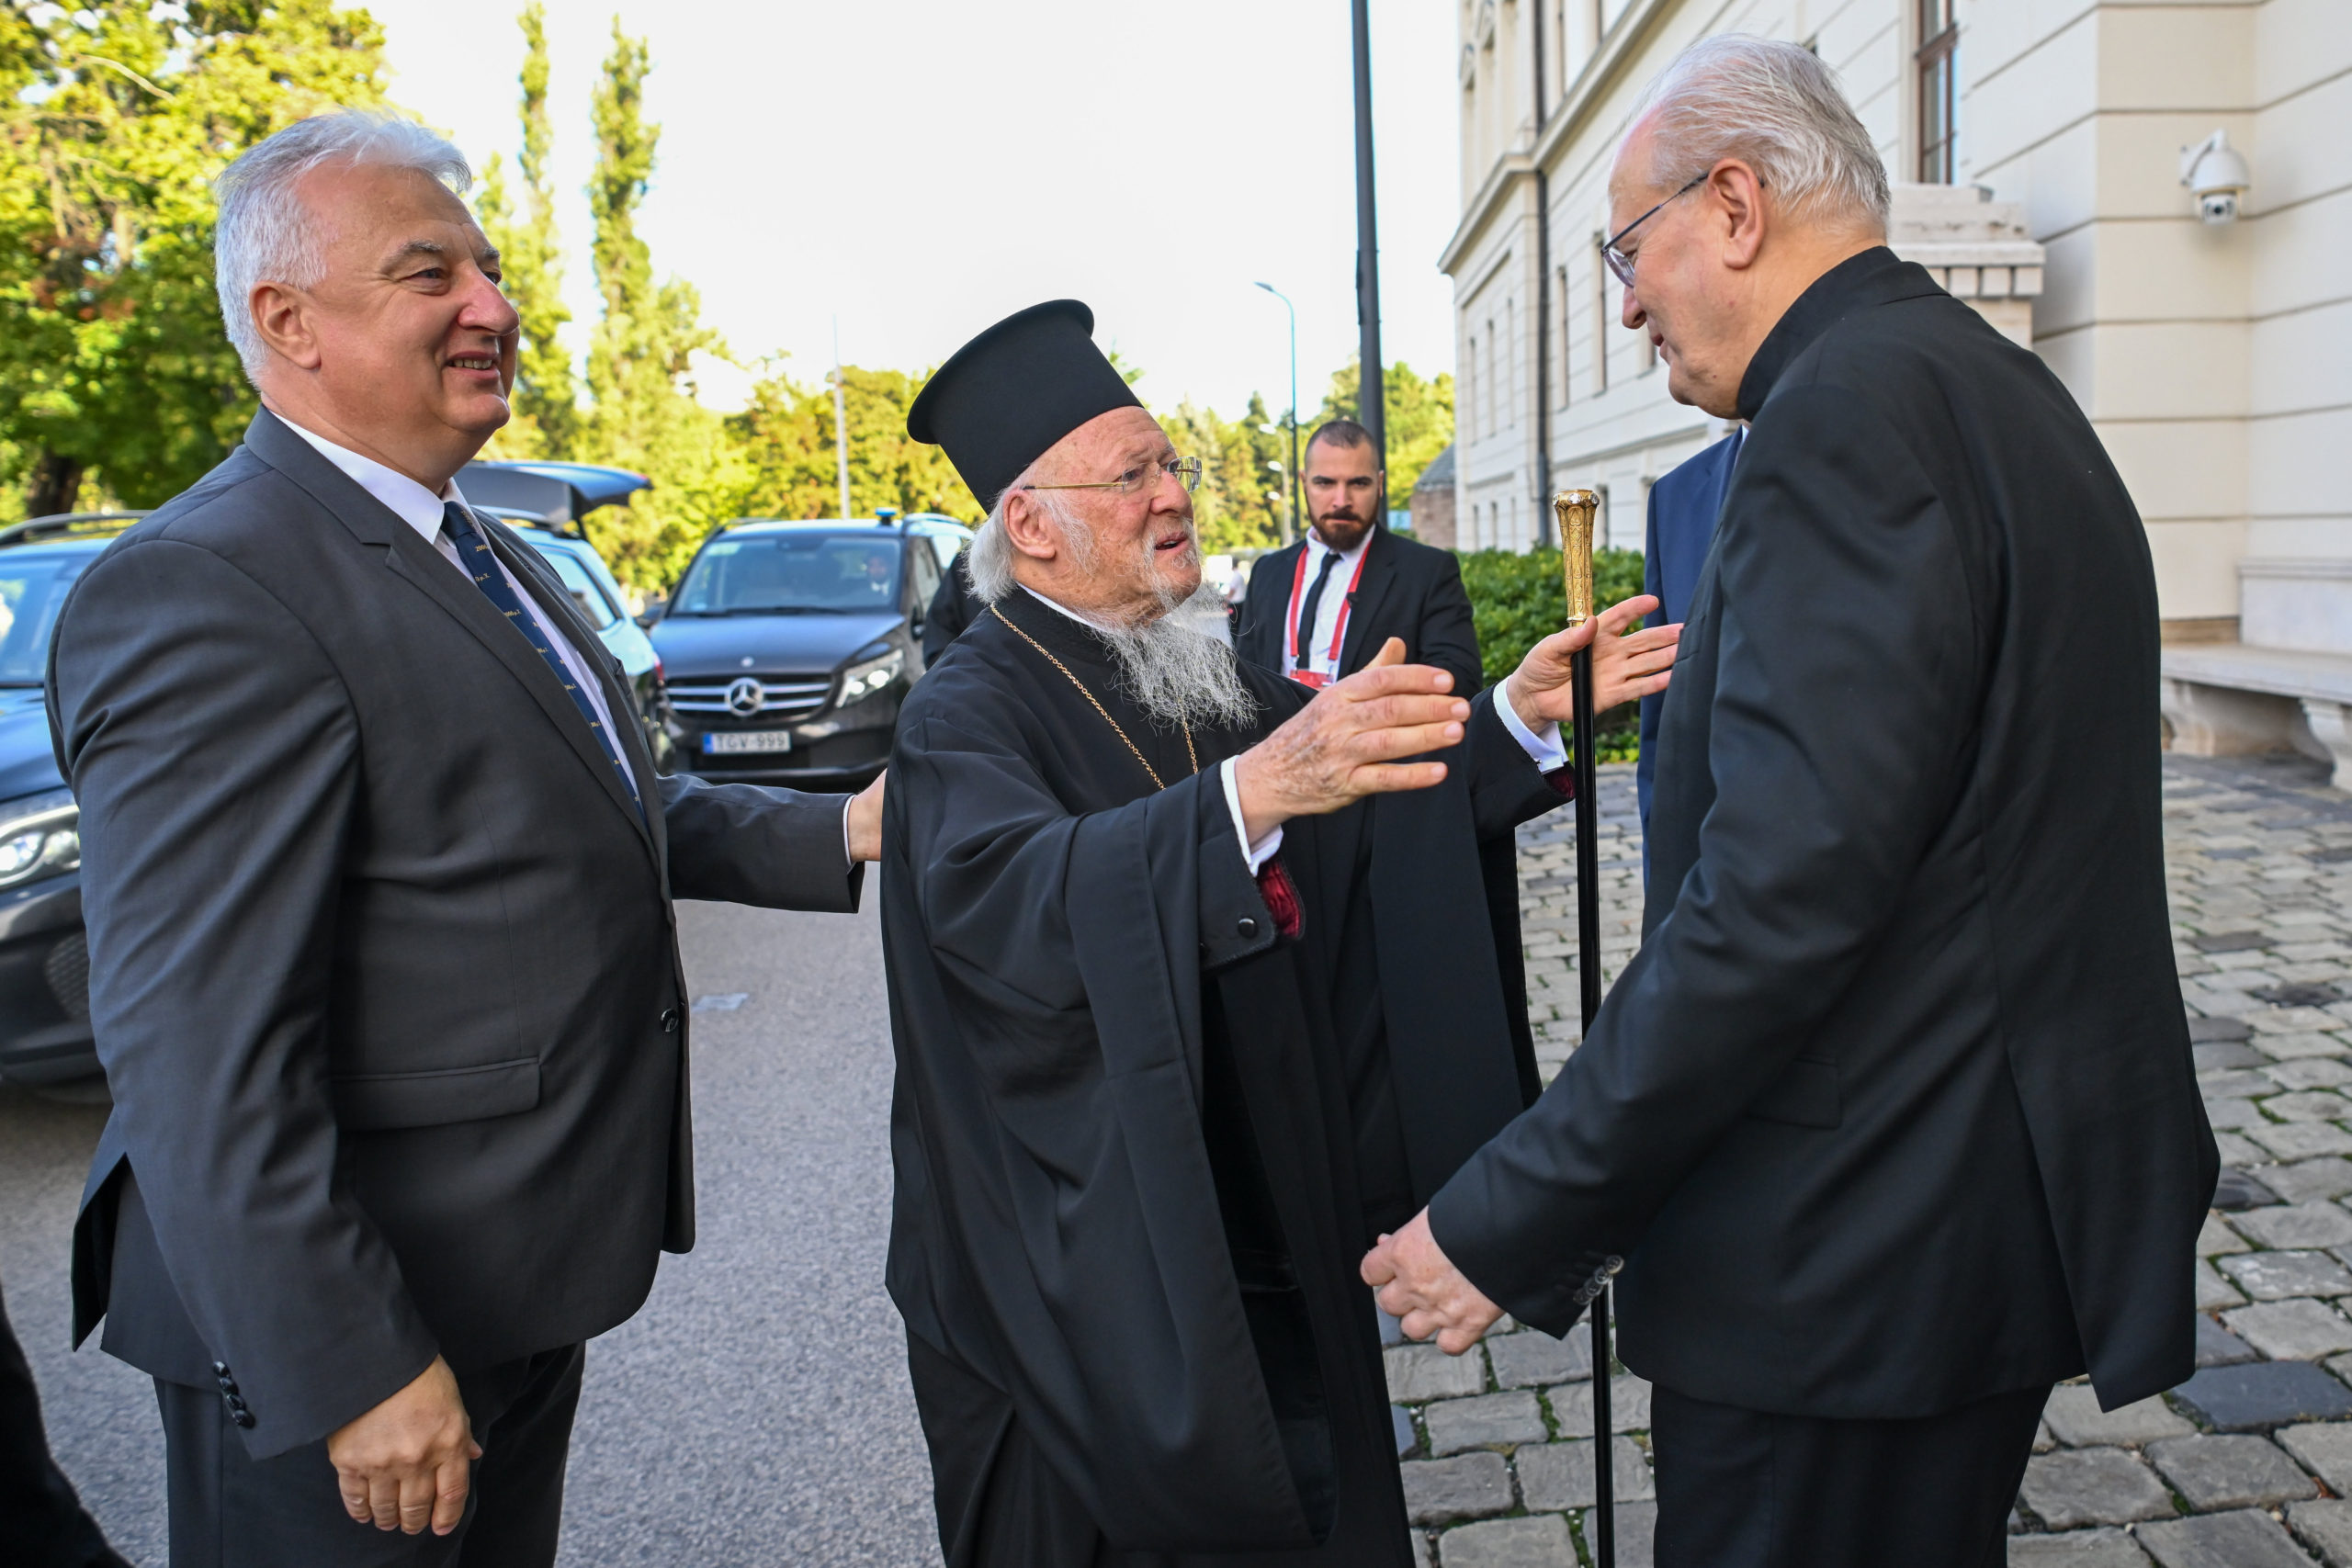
232, 1409, 255, 1429
661, 1006, 681, 1032
1237, 916, 1258, 938
211, 1361, 230, 1378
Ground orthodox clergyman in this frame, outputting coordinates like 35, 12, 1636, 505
881, 300, 1674, 1566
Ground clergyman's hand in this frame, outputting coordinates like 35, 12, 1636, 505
1506, 595, 1679, 733
847, 772, 885, 863
1361, 1209, 1504, 1357
1230, 638, 1466, 842
326, 1355, 480, 1535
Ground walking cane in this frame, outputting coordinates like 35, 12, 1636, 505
1554, 491, 1624, 1568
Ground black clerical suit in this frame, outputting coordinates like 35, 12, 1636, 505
884, 592, 1564, 1566
1234, 526, 1547, 1102
49, 410, 863, 1567
1426, 249, 2215, 1565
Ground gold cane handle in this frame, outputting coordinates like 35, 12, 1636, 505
1554, 490, 1598, 626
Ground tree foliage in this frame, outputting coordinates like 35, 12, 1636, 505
1317, 358, 1455, 502
729, 363, 977, 522
472, 1, 573, 460
0, 0, 389, 518
1456, 544, 1647, 756
576, 19, 744, 589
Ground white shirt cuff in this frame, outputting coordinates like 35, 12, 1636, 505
1497, 676, 1569, 773
1220, 758, 1283, 874
841, 797, 856, 869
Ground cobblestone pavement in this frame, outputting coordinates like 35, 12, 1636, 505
1387, 752, 2352, 1566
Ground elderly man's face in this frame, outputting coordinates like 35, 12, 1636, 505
1023, 406, 1202, 621
1609, 123, 1746, 419
264, 161, 519, 476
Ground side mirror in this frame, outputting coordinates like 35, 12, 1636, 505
636, 596, 667, 628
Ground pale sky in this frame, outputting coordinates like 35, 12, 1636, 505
373, 0, 1462, 420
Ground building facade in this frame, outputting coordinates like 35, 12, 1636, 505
1442, 0, 2350, 769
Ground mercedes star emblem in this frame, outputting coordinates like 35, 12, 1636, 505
725, 676, 765, 716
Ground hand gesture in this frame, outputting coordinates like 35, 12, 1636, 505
327, 1354, 480, 1535
1230, 639, 1466, 842
1505, 595, 1680, 733
1361, 1210, 1505, 1356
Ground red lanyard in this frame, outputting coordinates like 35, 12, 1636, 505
1284, 544, 1371, 688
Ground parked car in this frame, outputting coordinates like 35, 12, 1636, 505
649, 514, 973, 785
0, 513, 145, 1088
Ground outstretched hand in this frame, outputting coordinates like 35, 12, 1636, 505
1361, 1209, 1505, 1357
1505, 595, 1680, 734
1230, 638, 1466, 842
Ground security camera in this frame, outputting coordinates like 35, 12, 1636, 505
2179, 130, 2251, 226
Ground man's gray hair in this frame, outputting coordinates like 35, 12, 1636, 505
965, 461, 1081, 604
213, 112, 474, 378
1632, 35, 1889, 234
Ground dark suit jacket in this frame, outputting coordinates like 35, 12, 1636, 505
49, 411, 863, 1459
1233, 525, 1482, 696
1429, 248, 2215, 1417
1635, 430, 1741, 867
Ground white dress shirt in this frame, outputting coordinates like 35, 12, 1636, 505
1287, 532, 1372, 683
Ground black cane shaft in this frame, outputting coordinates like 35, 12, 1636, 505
1593, 1284, 1614, 1565
1570, 647, 1600, 1027
1569, 642, 1611, 1566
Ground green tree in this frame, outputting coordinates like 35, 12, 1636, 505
579, 19, 746, 588
473, 2, 575, 459
1456, 543, 1646, 755
1317, 358, 1456, 501
731, 363, 978, 522
0, 1, 390, 517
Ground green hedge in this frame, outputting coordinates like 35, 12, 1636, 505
1456, 546, 1648, 761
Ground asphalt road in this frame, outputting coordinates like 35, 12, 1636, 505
0, 896, 944, 1567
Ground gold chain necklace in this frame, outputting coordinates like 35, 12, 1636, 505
990, 604, 1197, 790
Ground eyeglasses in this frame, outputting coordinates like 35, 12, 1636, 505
1600, 175, 1706, 288
1025, 455, 1203, 497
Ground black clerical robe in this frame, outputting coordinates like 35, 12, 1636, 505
882, 593, 1563, 1565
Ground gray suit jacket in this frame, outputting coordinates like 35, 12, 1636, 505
49, 410, 862, 1458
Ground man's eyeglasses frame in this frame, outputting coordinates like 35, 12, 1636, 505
1024, 456, 1204, 497
1600, 174, 1708, 288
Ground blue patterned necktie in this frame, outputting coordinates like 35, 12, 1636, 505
441, 502, 642, 816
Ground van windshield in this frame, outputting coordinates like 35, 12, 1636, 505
671, 534, 902, 615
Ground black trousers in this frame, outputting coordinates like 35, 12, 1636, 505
1, 1284, 130, 1568
157, 1342, 583, 1568
1650, 1382, 2049, 1568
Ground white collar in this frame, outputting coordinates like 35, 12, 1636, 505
278, 414, 471, 547
1022, 585, 1126, 635
1304, 526, 1373, 571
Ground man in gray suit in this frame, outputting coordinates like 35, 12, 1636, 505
49, 112, 882, 1565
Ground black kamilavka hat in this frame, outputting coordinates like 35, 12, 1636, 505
906, 299, 1142, 509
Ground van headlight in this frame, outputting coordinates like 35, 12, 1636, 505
837, 649, 904, 706
0, 786, 79, 892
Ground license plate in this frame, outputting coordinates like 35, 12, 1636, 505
703, 730, 793, 755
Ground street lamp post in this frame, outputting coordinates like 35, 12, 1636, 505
1254, 281, 1300, 547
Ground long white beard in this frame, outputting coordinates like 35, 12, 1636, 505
1093, 584, 1261, 732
